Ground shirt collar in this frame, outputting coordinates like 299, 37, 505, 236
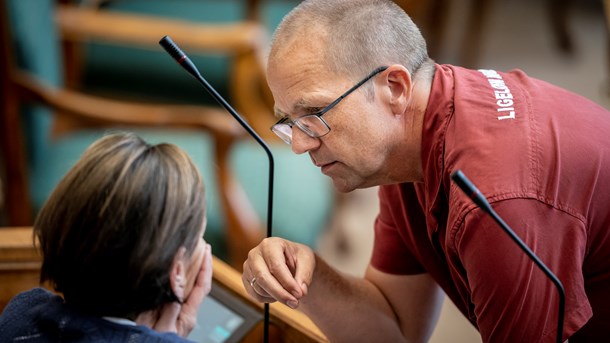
420, 64, 456, 219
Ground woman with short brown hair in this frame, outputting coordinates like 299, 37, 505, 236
0, 132, 212, 342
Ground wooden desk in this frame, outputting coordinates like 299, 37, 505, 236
0, 227, 43, 311
0, 227, 327, 342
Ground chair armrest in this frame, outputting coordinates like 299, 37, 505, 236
13, 70, 243, 136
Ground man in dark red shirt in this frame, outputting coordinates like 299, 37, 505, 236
241, 0, 610, 342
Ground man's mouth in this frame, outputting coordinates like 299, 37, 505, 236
319, 161, 337, 174
310, 154, 337, 174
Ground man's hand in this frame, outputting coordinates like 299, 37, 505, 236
137, 243, 212, 337
242, 237, 315, 309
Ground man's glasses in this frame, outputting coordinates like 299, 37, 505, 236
271, 66, 389, 145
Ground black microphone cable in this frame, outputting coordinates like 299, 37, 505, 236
159, 35, 273, 343
451, 169, 565, 343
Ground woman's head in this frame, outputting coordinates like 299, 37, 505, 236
34, 132, 206, 319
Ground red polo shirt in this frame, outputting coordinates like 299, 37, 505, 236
371, 64, 610, 342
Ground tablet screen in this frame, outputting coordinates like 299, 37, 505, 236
188, 281, 262, 343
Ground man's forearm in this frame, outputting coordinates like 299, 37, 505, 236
298, 255, 407, 342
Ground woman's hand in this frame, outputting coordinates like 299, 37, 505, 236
138, 243, 212, 337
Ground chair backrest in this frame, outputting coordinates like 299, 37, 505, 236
6, 0, 60, 164
0, 0, 269, 268
0, 0, 52, 225
0, 0, 335, 270
65, 0, 278, 140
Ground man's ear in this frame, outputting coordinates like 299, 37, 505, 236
170, 246, 187, 302
384, 65, 412, 116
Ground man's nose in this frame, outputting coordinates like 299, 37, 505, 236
291, 128, 320, 155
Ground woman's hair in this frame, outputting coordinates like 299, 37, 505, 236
34, 132, 206, 319
270, 0, 434, 85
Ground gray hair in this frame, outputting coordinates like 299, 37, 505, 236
270, 0, 432, 81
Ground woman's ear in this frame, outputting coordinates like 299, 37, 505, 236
170, 246, 188, 302
384, 65, 412, 116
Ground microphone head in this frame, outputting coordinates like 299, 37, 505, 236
159, 35, 201, 80
159, 35, 185, 63
451, 169, 493, 213
451, 170, 473, 195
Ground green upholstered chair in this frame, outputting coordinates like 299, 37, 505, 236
1, 0, 334, 269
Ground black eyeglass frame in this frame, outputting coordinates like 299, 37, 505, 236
270, 66, 389, 144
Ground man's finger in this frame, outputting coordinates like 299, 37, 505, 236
260, 239, 305, 298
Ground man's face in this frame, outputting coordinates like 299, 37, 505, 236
268, 40, 399, 192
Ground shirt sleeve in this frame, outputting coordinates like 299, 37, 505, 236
452, 198, 592, 342
371, 184, 427, 274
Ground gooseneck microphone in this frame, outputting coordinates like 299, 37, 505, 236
159, 35, 273, 343
451, 170, 565, 343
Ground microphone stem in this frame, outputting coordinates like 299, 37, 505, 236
451, 169, 565, 343
160, 35, 274, 342
191, 71, 274, 343
191, 72, 275, 239
487, 207, 565, 343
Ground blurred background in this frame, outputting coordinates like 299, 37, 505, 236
1, 0, 608, 342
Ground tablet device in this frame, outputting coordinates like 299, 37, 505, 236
187, 280, 262, 343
